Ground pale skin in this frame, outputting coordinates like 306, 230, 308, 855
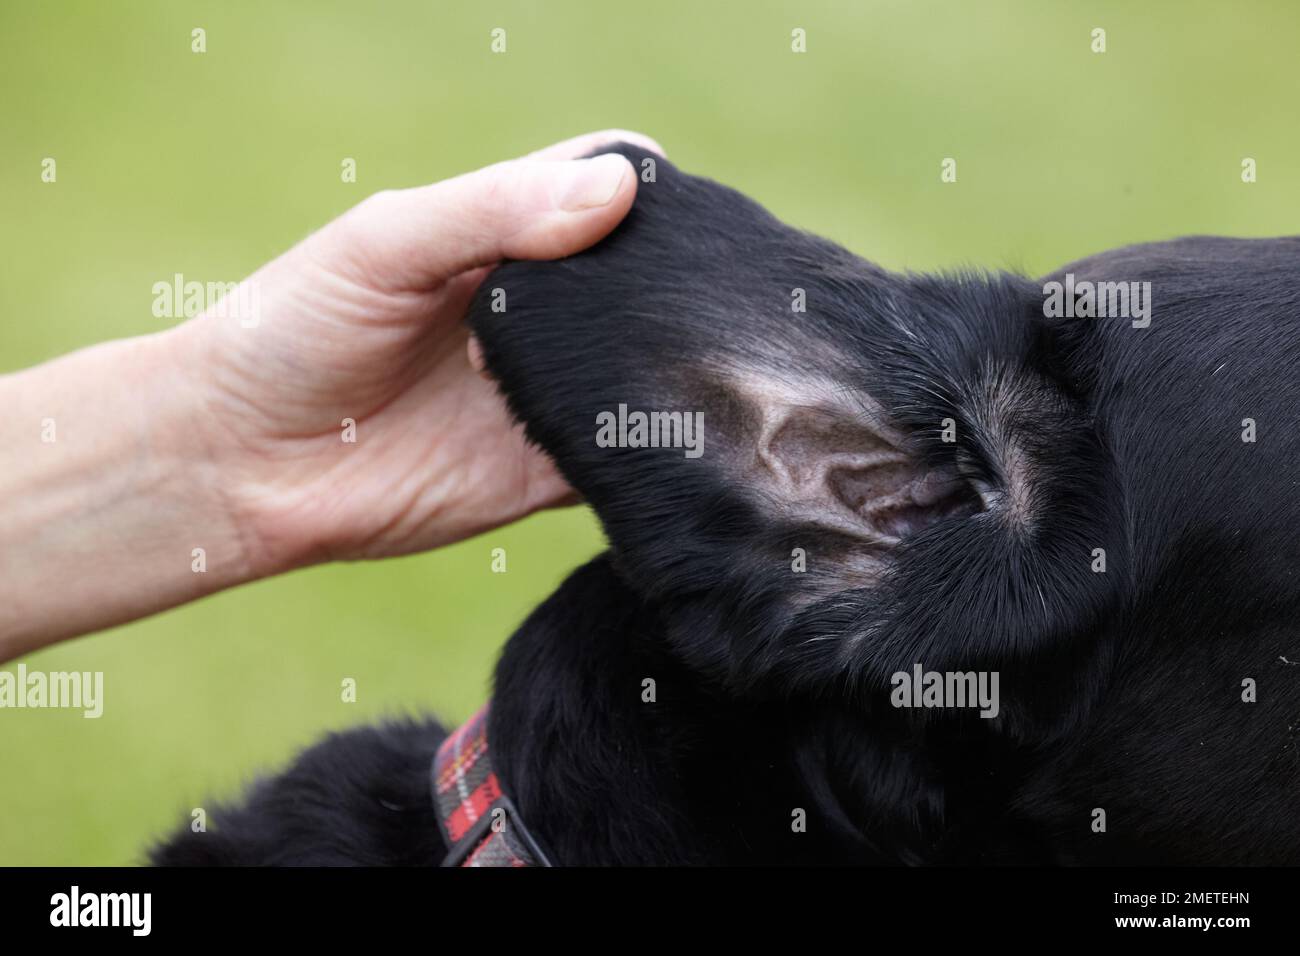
0, 130, 663, 661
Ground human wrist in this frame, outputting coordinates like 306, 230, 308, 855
167, 308, 339, 581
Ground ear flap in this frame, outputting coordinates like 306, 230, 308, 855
465, 141, 986, 605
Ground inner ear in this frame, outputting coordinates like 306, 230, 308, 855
757, 402, 982, 544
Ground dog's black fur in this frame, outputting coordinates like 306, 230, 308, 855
153, 144, 1300, 865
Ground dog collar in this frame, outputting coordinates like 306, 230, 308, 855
431, 702, 553, 867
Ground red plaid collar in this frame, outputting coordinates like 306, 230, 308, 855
431, 702, 552, 867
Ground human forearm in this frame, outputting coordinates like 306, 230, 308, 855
0, 330, 254, 660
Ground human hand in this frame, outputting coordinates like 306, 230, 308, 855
0, 130, 662, 657
181, 130, 660, 574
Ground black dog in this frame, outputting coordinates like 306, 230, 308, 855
153, 143, 1299, 865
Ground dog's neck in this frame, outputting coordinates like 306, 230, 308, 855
484, 553, 1046, 864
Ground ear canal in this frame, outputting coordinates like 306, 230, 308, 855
756, 399, 983, 544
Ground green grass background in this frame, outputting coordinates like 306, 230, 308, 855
2, 0, 1297, 864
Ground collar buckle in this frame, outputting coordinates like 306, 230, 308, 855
439, 795, 553, 868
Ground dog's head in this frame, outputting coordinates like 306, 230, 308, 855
468, 143, 1297, 744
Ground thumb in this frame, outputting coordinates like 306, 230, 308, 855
315, 153, 639, 292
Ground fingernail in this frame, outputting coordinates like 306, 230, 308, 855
556, 155, 630, 211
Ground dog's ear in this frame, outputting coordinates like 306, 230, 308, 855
469, 143, 1123, 710
469, 145, 956, 578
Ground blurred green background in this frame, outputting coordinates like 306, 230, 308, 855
2, 0, 1297, 865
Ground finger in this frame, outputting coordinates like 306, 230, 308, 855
324, 153, 638, 291
518, 440, 581, 513
523, 128, 666, 162
467, 334, 488, 377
